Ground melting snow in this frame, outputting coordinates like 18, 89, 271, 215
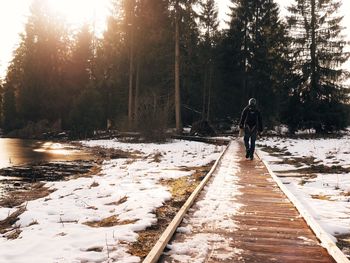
0, 139, 223, 263
165, 142, 243, 262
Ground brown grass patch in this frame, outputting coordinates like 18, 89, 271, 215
129, 203, 178, 258
286, 164, 350, 175
86, 246, 104, 252
260, 146, 285, 157
90, 181, 99, 188
153, 152, 163, 163
276, 156, 320, 167
0, 206, 26, 239
106, 196, 128, 206
72, 165, 102, 180
89, 146, 141, 160
336, 234, 350, 258
4, 227, 22, 239
83, 215, 137, 228
311, 194, 332, 201
128, 162, 214, 260
28, 220, 39, 226
0, 183, 54, 208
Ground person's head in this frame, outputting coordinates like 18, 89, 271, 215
248, 98, 256, 106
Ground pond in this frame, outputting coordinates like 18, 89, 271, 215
0, 138, 92, 169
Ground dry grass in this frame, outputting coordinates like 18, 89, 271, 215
86, 246, 104, 252
105, 196, 128, 206
83, 215, 137, 228
0, 206, 26, 239
153, 152, 163, 163
89, 146, 141, 160
90, 181, 99, 188
336, 234, 350, 258
128, 162, 214, 260
0, 183, 54, 208
311, 194, 332, 201
72, 165, 101, 180
276, 156, 320, 167
28, 220, 39, 226
280, 164, 350, 175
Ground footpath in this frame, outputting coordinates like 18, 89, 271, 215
160, 140, 336, 263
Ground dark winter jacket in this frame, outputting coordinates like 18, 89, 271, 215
239, 105, 263, 132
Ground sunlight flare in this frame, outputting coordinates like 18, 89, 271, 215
47, 0, 111, 33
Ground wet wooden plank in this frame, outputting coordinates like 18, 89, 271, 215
159, 141, 337, 263
231, 143, 336, 263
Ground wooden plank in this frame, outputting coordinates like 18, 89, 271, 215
256, 148, 350, 263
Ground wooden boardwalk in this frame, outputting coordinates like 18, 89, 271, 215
159, 141, 336, 263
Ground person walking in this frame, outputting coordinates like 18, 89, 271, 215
239, 98, 263, 160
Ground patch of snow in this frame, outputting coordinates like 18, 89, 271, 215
0, 139, 223, 263
165, 142, 243, 261
166, 234, 243, 263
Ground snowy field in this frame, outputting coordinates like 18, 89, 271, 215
0, 139, 224, 263
257, 134, 350, 254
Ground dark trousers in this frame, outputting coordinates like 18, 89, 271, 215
244, 127, 257, 158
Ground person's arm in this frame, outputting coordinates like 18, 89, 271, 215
239, 108, 247, 128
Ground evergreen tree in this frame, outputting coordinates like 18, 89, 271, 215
287, 0, 350, 132
199, 0, 219, 121
178, 0, 201, 125
2, 85, 18, 132
132, 0, 173, 130
69, 87, 104, 137
7, 0, 70, 126
69, 24, 94, 91
65, 23, 95, 128
219, 0, 290, 125
96, 0, 129, 129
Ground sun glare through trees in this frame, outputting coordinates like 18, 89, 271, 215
46, 0, 111, 33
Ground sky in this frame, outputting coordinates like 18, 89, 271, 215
0, 0, 349, 80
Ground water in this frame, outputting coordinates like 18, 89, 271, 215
0, 138, 92, 169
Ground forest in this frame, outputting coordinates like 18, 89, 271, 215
0, 0, 349, 138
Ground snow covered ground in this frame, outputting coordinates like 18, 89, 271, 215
164, 142, 243, 262
257, 135, 350, 250
0, 139, 224, 263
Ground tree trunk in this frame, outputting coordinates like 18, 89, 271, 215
243, 17, 249, 103
128, 0, 135, 130
202, 66, 207, 120
175, 0, 182, 133
206, 64, 213, 121
310, 0, 317, 101
134, 56, 140, 127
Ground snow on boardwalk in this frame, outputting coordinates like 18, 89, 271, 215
161, 140, 336, 263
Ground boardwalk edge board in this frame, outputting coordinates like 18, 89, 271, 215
256, 149, 350, 263
143, 140, 231, 263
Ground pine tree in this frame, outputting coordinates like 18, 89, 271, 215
6, 0, 70, 126
220, 0, 290, 125
199, 0, 219, 121
2, 85, 18, 132
96, 0, 129, 128
133, 0, 173, 131
178, 0, 201, 125
69, 23, 94, 92
287, 0, 350, 132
